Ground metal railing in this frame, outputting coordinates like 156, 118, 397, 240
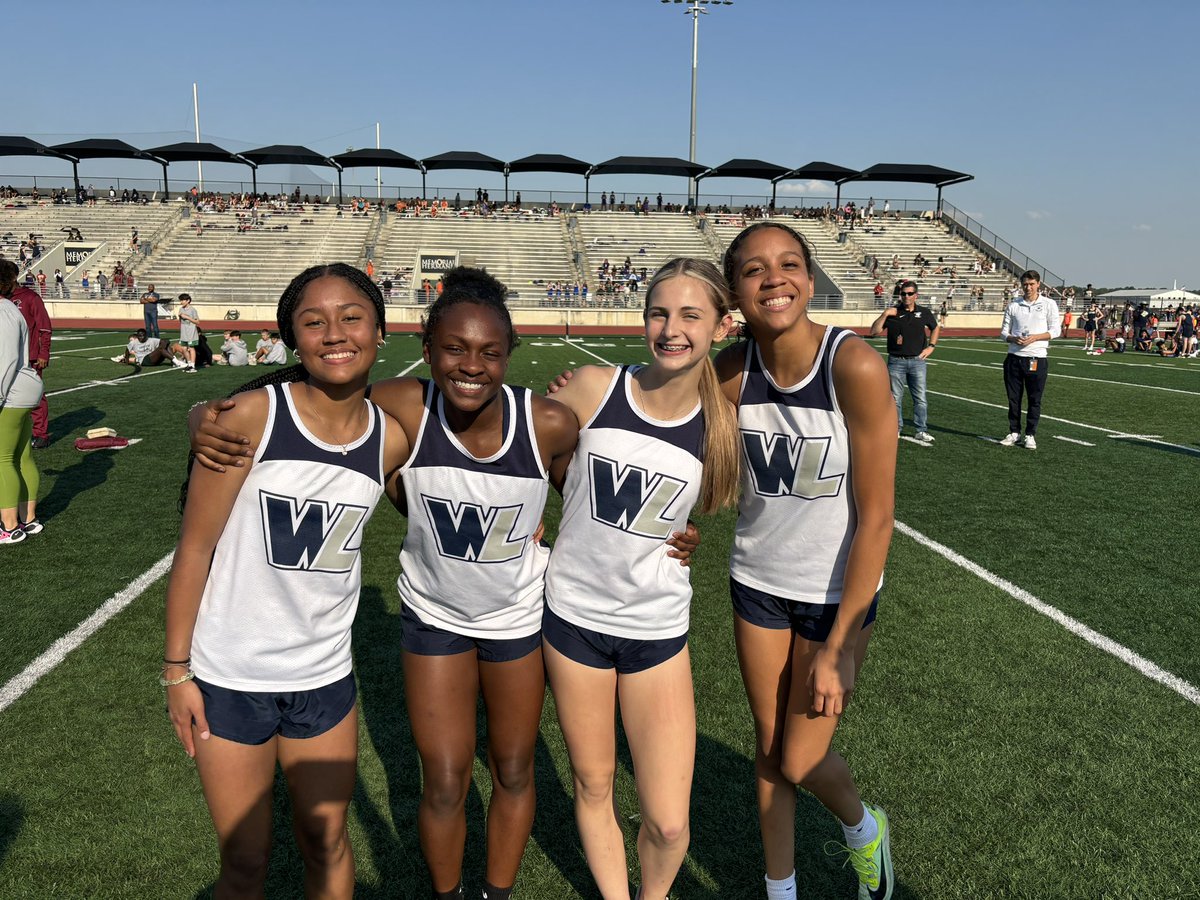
939, 200, 1065, 293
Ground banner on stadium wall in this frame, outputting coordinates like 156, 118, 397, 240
64, 243, 100, 267
419, 251, 459, 276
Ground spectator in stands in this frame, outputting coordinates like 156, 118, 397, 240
873, 282, 884, 306
871, 279, 939, 442
999, 271, 1060, 450
54, 269, 64, 298
218, 330, 249, 366
36, 271, 46, 295
261, 332, 288, 365
81, 271, 90, 294
254, 328, 273, 363
177, 294, 201, 374
0, 260, 43, 543
97, 270, 108, 298
141, 284, 162, 338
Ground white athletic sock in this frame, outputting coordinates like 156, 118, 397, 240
764, 872, 797, 899
841, 802, 879, 849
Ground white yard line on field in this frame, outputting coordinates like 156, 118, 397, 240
566, 343, 617, 366
47, 366, 180, 396
899, 435, 932, 447
930, 390, 1200, 456
894, 521, 1200, 706
395, 359, 423, 376
1054, 436, 1095, 446
0, 553, 175, 714
930, 358, 1197, 396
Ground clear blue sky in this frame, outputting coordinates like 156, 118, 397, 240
6, 0, 1196, 289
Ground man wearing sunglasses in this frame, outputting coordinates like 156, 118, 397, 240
871, 279, 939, 442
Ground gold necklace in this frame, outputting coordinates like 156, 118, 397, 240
302, 383, 364, 456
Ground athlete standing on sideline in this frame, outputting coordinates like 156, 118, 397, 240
165, 263, 410, 898
0, 260, 44, 542
999, 271, 1060, 450
8, 274, 51, 448
716, 222, 896, 900
543, 258, 740, 900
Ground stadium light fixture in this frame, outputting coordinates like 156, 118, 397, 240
660, 0, 734, 204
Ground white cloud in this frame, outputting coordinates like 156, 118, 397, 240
1133, 223, 1152, 232
776, 180, 830, 195
1025, 210, 1052, 221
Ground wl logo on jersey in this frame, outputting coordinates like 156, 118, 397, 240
422, 496, 528, 563
260, 492, 369, 573
588, 453, 687, 540
741, 430, 844, 500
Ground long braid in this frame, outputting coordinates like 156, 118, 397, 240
178, 262, 381, 512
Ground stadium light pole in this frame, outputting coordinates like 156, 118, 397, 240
661, 0, 732, 205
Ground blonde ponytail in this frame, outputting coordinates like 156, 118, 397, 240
696, 354, 740, 514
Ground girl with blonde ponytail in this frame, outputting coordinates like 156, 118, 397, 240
542, 256, 738, 900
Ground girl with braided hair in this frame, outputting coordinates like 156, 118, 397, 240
165, 262, 411, 898
188, 265, 582, 900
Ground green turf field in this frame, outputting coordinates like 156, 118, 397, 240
1, 329, 1197, 899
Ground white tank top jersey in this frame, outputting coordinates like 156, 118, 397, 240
398, 381, 550, 639
546, 366, 704, 640
730, 327, 882, 604
191, 382, 386, 692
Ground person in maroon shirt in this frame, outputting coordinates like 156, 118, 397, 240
10, 283, 52, 448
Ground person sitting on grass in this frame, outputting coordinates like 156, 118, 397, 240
254, 328, 273, 363
217, 330, 249, 366
117, 328, 174, 368
1103, 333, 1126, 353
261, 331, 288, 365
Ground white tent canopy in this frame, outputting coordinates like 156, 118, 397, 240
1096, 288, 1200, 305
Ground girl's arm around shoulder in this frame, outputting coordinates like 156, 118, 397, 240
367, 376, 426, 441
380, 411, 412, 515
541, 364, 617, 425
713, 342, 747, 407
531, 393, 580, 493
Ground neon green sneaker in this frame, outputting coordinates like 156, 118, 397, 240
825, 804, 893, 900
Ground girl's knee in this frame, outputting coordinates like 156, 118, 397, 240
422, 767, 472, 814
294, 822, 350, 869
219, 843, 271, 890
573, 768, 617, 807
642, 814, 689, 849
490, 754, 534, 797
781, 749, 830, 788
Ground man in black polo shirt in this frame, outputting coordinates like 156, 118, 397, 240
871, 279, 940, 442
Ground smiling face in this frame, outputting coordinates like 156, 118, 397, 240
643, 275, 732, 373
728, 226, 814, 336
291, 275, 381, 386
422, 301, 511, 413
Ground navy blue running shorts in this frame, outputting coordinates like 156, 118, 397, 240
401, 603, 541, 664
730, 577, 879, 641
194, 671, 357, 746
542, 604, 687, 675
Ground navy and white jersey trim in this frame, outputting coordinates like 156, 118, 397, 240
259, 382, 386, 484
587, 365, 704, 461
404, 379, 547, 480
737, 327, 848, 412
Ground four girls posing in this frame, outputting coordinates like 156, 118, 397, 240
177, 223, 895, 899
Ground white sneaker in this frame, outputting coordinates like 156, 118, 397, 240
171, 358, 187, 368
915, 431, 935, 443
111, 355, 126, 363
0, 526, 26, 545
999, 432, 1020, 446
184, 366, 198, 374
1024, 435, 1037, 450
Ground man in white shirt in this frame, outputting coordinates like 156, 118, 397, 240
998, 270, 1061, 450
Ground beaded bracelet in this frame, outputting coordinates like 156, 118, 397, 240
159, 669, 195, 688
